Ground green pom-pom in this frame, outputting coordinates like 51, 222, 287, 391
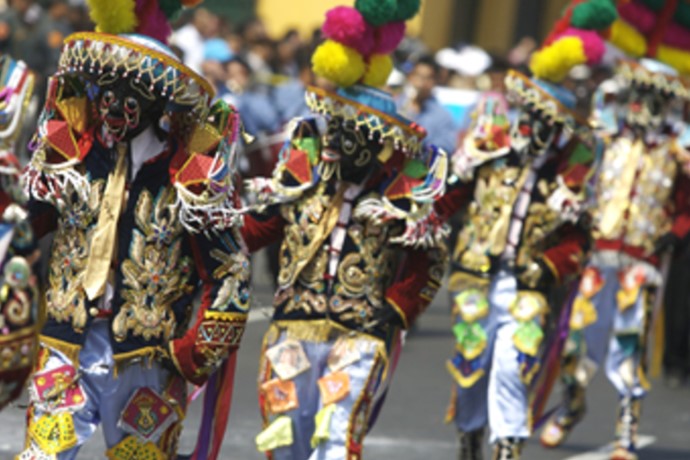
571, 0, 617, 30
674, 3, 690, 30
355, 0, 398, 27
393, 0, 421, 22
159, 0, 183, 21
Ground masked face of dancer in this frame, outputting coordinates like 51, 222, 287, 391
511, 102, 561, 157
96, 74, 166, 143
624, 83, 671, 133
322, 116, 385, 184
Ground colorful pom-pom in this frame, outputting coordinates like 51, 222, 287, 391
608, 19, 647, 58
86, 0, 138, 34
312, 40, 366, 88
181, 0, 202, 6
355, 0, 398, 27
657, 45, 690, 75
392, 0, 422, 22
374, 22, 406, 54
322, 6, 376, 56
135, 0, 172, 43
617, 1, 655, 34
558, 28, 605, 64
571, 0, 618, 30
529, 36, 587, 83
362, 54, 394, 87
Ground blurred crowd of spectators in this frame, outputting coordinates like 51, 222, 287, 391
0, 0, 688, 388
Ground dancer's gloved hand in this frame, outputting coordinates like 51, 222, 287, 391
517, 259, 555, 290
365, 303, 405, 330
653, 232, 679, 255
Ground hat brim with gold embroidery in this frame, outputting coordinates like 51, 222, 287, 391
615, 57, 688, 98
504, 70, 586, 127
58, 32, 213, 116
56, 0, 212, 121
305, 84, 427, 156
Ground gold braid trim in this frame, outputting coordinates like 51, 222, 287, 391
203, 311, 248, 322
385, 297, 409, 330
0, 325, 36, 344
542, 256, 562, 284
446, 359, 485, 388
112, 346, 162, 378
38, 335, 81, 370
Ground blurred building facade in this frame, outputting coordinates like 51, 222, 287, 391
248, 0, 570, 53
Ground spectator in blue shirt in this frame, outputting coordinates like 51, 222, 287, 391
397, 55, 459, 153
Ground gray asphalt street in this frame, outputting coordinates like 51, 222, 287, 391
1, 274, 689, 459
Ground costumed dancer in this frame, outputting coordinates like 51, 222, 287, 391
19, 1, 251, 458
540, 3, 690, 460
243, 1, 449, 458
0, 55, 37, 412
436, 2, 616, 457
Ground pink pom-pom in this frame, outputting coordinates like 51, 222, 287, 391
135, 0, 172, 43
322, 6, 376, 56
373, 22, 406, 54
557, 27, 605, 65
618, 1, 656, 34
665, 22, 690, 50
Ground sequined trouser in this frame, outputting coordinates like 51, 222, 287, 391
447, 270, 545, 442
257, 320, 399, 460
21, 320, 186, 459
565, 263, 649, 399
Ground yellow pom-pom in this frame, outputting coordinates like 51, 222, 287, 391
609, 19, 647, 58
657, 45, 690, 76
529, 37, 586, 83
312, 40, 366, 88
86, 0, 137, 35
363, 54, 394, 88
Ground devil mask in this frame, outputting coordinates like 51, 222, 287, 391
96, 73, 166, 143
510, 102, 561, 157
322, 116, 385, 184
623, 82, 673, 134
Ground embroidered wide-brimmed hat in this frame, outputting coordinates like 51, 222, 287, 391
504, 70, 586, 127
521, 0, 618, 126
307, 0, 428, 157
56, 0, 213, 122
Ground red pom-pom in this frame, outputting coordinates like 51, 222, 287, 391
373, 21, 406, 54
322, 6, 376, 56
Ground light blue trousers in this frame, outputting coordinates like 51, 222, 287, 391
452, 271, 532, 442
25, 320, 176, 459
259, 326, 394, 460
578, 264, 648, 399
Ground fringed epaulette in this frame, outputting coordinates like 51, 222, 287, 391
354, 145, 449, 249
246, 117, 324, 211
171, 100, 245, 234
23, 77, 93, 210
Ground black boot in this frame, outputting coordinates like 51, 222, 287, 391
457, 429, 484, 460
491, 438, 523, 460
540, 382, 586, 448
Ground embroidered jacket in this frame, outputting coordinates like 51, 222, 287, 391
438, 137, 593, 291
243, 118, 448, 335
25, 91, 249, 385
589, 130, 690, 265
0, 151, 38, 409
